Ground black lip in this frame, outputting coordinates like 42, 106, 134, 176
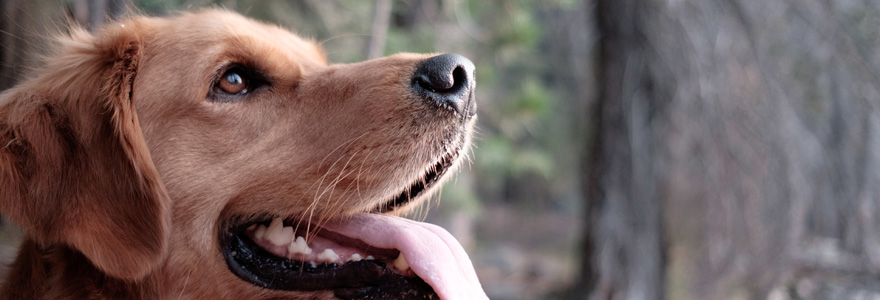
378, 152, 457, 213
221, 225, 438, 299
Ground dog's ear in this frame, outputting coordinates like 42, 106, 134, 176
0, 20, 169, 280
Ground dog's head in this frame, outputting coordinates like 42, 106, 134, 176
0, 10, 483, 299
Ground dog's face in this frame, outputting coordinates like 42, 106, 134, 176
0, 10, 483, 299
138, 11, 477, 299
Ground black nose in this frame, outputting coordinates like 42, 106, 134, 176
412, 54, 476, 117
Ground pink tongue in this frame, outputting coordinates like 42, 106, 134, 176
322, 213, 488, 300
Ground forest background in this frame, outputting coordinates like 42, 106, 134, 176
3, 0, 880, 299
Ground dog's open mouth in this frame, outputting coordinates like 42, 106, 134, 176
221, 150, 474, 299
222, 216, 438, 299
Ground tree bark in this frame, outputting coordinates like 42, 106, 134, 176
574, 0, 667, 299
575, 0, 880, 298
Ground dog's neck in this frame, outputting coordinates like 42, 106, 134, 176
1, 238, 163, 299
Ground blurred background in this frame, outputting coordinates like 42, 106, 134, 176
3, 0, 880, 299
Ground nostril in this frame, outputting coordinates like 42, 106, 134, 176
416, 65, 465, 93
450, 66, 467, 92
415, 75, 446, 93
412, 53, 476, 116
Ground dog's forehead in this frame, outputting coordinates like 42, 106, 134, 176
153, 10, 327, 69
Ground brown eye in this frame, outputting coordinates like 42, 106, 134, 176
218, 69, 248, 95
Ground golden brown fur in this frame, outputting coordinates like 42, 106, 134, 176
0, 10, 474, 299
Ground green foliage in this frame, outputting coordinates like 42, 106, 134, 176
509, 78, 551, 123
498, 3, 540, 47
478, 76, 556, 185
478, 135, 515, 177
439, 180, 483, 214
477, 135, 555, 180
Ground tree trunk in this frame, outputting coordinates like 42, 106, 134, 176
575, 0, 880, 299
574, 0, 667, 299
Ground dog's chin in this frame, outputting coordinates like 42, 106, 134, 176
219, 147, 462, 299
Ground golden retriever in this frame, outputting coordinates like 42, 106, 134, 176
0, 9, 486, 300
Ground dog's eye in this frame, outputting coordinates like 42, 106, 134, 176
209, 65, 269, 101
217, 69, 249, 95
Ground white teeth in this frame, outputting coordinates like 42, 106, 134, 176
348, 253, 363, 262
265, 218, 293, 246
393, 253, 410, 271
317, 249, 339, 262
366, 255, 375, 261
308, 261, 317, 268
254, 225, 267, 240
264, 218, 283, 239
278, 227, 294, 245
288, 236, 313, 255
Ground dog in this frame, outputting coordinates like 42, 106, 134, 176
0, 9, 487, 299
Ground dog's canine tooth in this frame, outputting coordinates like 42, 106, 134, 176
265, 218, 292, 246
277, 227, 295, 246
266, 217, 283, 232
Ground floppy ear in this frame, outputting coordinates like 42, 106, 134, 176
0, 20, 169, 280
